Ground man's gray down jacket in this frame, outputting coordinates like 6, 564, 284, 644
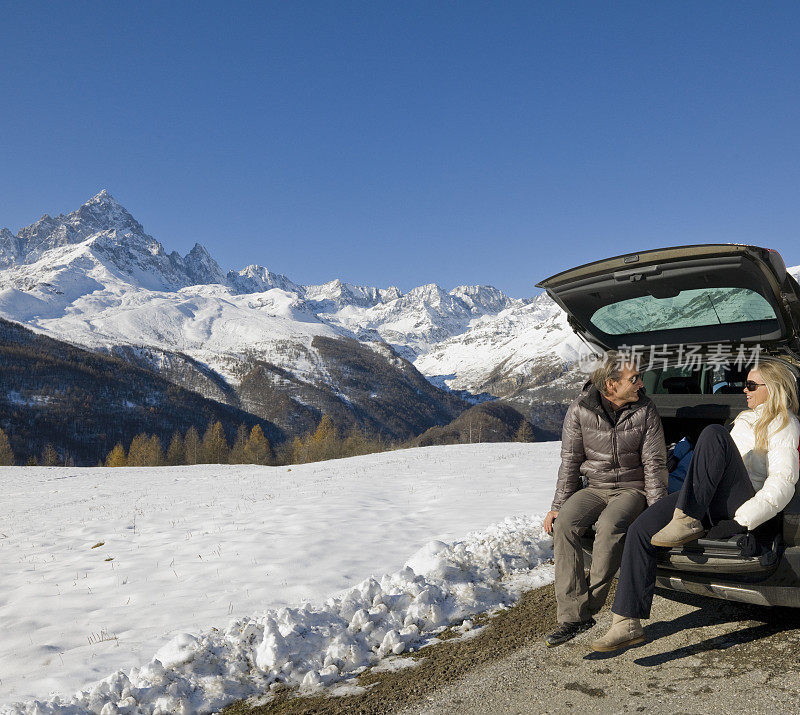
551, 384, 668, 511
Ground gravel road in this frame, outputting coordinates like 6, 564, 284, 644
225, 581, 800, 715
401, 585, 800, 715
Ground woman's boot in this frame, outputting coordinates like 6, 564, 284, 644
650, 508, 706, 547
591, 613, 645, 652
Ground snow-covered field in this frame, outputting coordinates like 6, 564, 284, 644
0, 442, 560, 713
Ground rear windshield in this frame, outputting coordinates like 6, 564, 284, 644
590, 287, 777, 336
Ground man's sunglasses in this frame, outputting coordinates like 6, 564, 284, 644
744, 380, 766, 391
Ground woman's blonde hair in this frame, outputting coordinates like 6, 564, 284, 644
745, 360, 800, 451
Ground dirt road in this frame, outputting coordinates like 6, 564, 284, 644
402, 586, 800, 715
225, 583, 800, 715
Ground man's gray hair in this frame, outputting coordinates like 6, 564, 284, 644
590, 351, 624, 395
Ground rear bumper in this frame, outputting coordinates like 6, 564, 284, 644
655, 535, 781, 575
581, 539, 800, 608
654, 547, 800, 608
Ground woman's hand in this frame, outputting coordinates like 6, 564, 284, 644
705, 518, 747, 540
544, 510, 559, 535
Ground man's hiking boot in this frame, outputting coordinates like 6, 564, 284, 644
651, 508, 706, 547
545, 617, 595, 647
591, 613, 645, 652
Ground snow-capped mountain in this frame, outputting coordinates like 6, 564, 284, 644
2, 190, 226, 289
0, 192, 536, 445
4, 192, 795, 439
0, 192, 535, 393
319, 282, 520, 360
227, 264, 303, 295
414, 292, 588, 403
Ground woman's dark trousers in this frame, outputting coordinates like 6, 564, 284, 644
612, 424, 755, 619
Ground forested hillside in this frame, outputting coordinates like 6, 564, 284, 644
0, 319, 281, 465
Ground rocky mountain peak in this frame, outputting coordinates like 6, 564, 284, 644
71, 190, 144, 236
227, 264, 302, 294
184, 243, 225, 285
0, 193, 230, 291
187, 242, 212, 259
450, 284, 516, 313
89, 188, 113, 202
381, 286, 403, 303
0, 227, 24, 268
304, 279, 389, 309
406, 283, 448, 304
8, 190, 147, 265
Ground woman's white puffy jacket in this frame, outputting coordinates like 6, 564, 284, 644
731, 404, 800, 530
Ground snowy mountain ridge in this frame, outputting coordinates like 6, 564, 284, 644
1, 192, 798, 433
3, 190, 231, 290
0, 190, 517, 322
0, 192, 527, 384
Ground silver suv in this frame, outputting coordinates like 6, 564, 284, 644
537, 243, 800, 608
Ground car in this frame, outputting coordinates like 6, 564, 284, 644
536, 243, 800, 608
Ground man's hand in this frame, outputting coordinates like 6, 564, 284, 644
544, 510, 559, 535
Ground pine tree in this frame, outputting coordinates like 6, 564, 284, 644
309, 415, 339, 461
291, 436, 306, 464
184, 426, 201, 465
105, 443, 127, 467
127, 433, 150, 467
147, 434, 165, 466
244, 424, 271, 465
42, 443, 60, 466
312, 415, 336, 443
229, 424, 249, 464
515, 420, 535, 443
166, 431, 185, 466
201, 421, 229, 464
0, 428, 14, 466
26, 456, 38, 466
343, 427, 370, 457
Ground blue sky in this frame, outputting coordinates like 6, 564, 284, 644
1, 1, 799, 297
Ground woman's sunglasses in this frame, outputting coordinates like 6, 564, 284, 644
744, 380, 766, 391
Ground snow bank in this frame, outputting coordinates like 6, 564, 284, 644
6, 515, 554, 714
